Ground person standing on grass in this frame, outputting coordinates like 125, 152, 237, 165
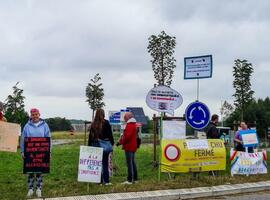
0, 101, 7, 121
206, 114, 222, 176
234, 121, 254, 153
206, 114, 220, 139
117, 112, 138, 184
88, 108, 114, 185
20, 108, 51, 198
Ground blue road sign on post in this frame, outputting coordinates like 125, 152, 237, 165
185, 101, 210, 130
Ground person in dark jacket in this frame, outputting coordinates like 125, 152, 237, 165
88, 108, 114, 185
207, 114, 220, 139
117, 112, 138, 184
206, 114, 220, 176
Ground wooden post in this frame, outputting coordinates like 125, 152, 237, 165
84, 121, 87, 145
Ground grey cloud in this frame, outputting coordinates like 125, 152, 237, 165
0, 0, 269, 119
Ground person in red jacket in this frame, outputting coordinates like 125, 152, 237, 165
117, 112, 138, 184
0, 101, 7, 121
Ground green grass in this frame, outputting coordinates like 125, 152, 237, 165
51, 131, 85, 140
1, 143, 270, 200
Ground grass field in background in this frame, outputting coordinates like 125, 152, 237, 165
1, 140, 270, 200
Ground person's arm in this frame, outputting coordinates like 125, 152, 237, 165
234, 138, 242, 144
234, 132, 242, 144
106, 121, 114, 146
20, 126, 27, 159
88, 127, 93, 146
44, 123, 52, 153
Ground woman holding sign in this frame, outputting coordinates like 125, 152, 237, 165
20, 108, 51, 198
88, 108, 114, 185
234, 121, 254, 153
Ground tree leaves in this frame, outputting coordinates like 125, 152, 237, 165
4, 82, 29, 126
232, 59, 254, 120
147, 31, 176, 86
85, 73, 105, 119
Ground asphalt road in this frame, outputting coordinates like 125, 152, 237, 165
197, 191, 270, 200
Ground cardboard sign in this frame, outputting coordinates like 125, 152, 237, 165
78, 146, 103, 183
0, 121, 20, 152
23, 137, 51, 174
231, 150, 267, 175
161, 139, 226, 172
162, 120, 186, 139
240, 130, 258, 147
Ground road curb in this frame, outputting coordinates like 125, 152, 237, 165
32, 180, 270, 200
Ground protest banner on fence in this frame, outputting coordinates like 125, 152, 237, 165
162, 120, 186, 139
161, 139, 226, 172
230, 149, 267, 175
78, 146, 103, 183
0, 121, 20, 152
23, 137, 51, 174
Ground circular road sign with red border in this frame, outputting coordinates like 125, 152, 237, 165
164, 144, 181, 162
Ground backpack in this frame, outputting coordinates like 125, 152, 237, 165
136, 127, 141, 148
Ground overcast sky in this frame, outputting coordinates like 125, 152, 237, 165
0, 0, 269, 120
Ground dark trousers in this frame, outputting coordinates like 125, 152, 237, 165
28, 173, 42, 189
125, 151, 137, 182
102, 152, 109, 183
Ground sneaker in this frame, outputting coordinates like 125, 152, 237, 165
27, 189, 34, 197
36, 188, 42, 198
104, 182, 113, 186
121, 181, 133, 185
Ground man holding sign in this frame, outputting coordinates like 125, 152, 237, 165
20, 108, 51, 198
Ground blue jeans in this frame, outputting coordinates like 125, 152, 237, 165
102, 152, 109, 183
90, 141, 110, 183
125, 151, 137, 182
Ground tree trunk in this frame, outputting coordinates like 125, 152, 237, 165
92, 109, 95, 122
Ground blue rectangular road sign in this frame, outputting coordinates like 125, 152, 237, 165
184, 55, 213, 79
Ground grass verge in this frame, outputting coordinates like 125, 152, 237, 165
0, 142, 269, 200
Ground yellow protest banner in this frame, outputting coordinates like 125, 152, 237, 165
0, 121, 20, 152
161, 139, 226, 172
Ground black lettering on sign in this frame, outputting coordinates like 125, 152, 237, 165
194, 149, 214, 157
23, 137, 50, 174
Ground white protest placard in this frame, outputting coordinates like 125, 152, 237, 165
184, 55, 212, 79
78, 146, 103, 183
0, 121, 20, 152
186, 139, 209, 150
162, 120, 186, 139
231, 150, 267, 175
146, 85, 183, 115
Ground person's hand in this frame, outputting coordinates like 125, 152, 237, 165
21, 153, 25, 160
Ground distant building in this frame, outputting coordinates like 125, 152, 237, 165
126, 107, 147, 125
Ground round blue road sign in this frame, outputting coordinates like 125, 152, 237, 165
185, 101, 210, 130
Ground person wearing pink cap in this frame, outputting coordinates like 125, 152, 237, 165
20, 108, 51, 198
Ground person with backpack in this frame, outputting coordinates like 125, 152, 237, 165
117, 112, 138, 184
